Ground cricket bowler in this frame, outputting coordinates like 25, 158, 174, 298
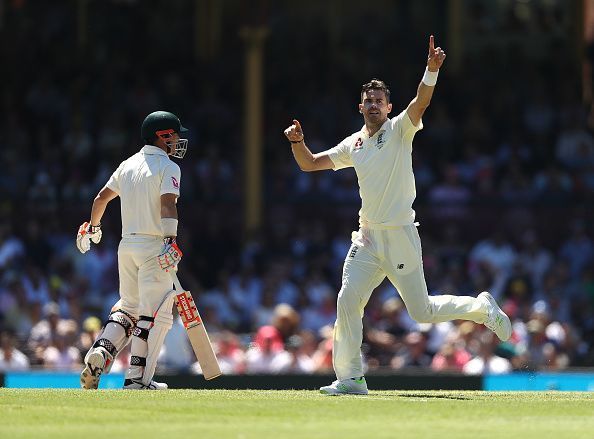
283, 36, 512, 395
77, 111, 188, 390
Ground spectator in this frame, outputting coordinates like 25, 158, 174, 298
270, 335, 315, 373
540, 342, 570, 371
555, 112, 594, 169
42, 322, 81, 370
524, 319, 550, 369
0, 331, 30, 371
430, 341, 471, 373
501, 261, 533, 307
0, 222, 25, 269
469, 230, 517, 299
228, 265, 262, 331
463, 331, 512, 375
391, 332, 432, 369
559, 221, 594, 278
28, 302, 63, 359
517, 229, 553, 290
364, 297, 408, 366
0, 275, 24, 333
22, 263, 50, 305
428, 164, 472, 219
311, 325, 334, 374
300, 289, 336, 332
532, 165, 573, 203
499, 161, 535, 204
200, 270, 241, 329
211, 331, 246, 375
245, 326, 289, 374
77, 316, 102, 355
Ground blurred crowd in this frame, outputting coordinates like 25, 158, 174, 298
1, 1, 594, 376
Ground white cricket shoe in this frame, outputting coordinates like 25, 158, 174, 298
320, 377, 368, 395
123, 378, 168, 390
478, 291, 512, 341
80, 346, 109, 390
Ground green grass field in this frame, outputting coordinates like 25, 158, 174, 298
1, 389, 592, 439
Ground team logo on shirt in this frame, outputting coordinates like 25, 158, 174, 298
171, 176, 179, 189
376, 131, 386, 149
353, 138, 363, 151
348, 245, 359, 258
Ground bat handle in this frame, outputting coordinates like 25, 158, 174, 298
170, 271, 184, 292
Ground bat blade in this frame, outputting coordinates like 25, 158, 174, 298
175, 289, 222, 380
186, 317, 223, 380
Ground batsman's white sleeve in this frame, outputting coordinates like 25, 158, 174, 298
105, 162, 124, 195
161, 162, 181, 197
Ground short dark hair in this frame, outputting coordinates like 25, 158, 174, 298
361, 78, 390, 102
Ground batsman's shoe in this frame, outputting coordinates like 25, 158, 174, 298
320, 377, 368, 395
123, 378, 168, 390
479, 291, 512, 341
80, 346, 109, 390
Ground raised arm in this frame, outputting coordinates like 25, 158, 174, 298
406, 35, 446, 127
284, 119, 335, 172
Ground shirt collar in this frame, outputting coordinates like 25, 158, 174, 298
141, 144, 169, 157
360, 118, 391, 138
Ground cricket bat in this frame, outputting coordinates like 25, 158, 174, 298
171, 272, 222, 380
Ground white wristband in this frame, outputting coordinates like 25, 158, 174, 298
161, 218, 178, 237
422, 67, 438, 86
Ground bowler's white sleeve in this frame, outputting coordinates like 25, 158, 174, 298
105, 163, 123, 195
391, 110, 423, 143
327, 136, 354, 170
161, 162, 181, 197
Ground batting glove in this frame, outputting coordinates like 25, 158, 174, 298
76, 222, 102, 254
157, 237, 183, 271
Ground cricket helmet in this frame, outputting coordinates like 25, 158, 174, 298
141, 111, 189, 158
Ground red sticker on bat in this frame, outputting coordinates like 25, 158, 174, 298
176, 292, 201, 328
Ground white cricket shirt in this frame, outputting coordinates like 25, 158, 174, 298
106, 145, 181, 237
328, 110, 422, 227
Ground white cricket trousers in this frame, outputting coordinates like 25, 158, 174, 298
117, 235, 173, 318
332, 224, 488, 381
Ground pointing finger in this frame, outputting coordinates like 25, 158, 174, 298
429, 35, 434, 53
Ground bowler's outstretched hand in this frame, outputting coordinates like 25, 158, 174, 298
427, 35, 446, 71
284, 119, 304, 143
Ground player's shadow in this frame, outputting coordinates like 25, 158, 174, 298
386, 392, 472, 400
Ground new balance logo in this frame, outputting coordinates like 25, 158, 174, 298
376, 131, 386, 149
397, 264, 404, 269
349, 246, 359, 258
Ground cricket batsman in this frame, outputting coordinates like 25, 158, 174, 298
283, 35, 512, 395
77, 111, 188, 390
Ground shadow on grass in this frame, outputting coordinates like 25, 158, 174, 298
384, 393, 473, 400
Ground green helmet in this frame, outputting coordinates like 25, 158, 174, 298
141, 111, 189, 158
